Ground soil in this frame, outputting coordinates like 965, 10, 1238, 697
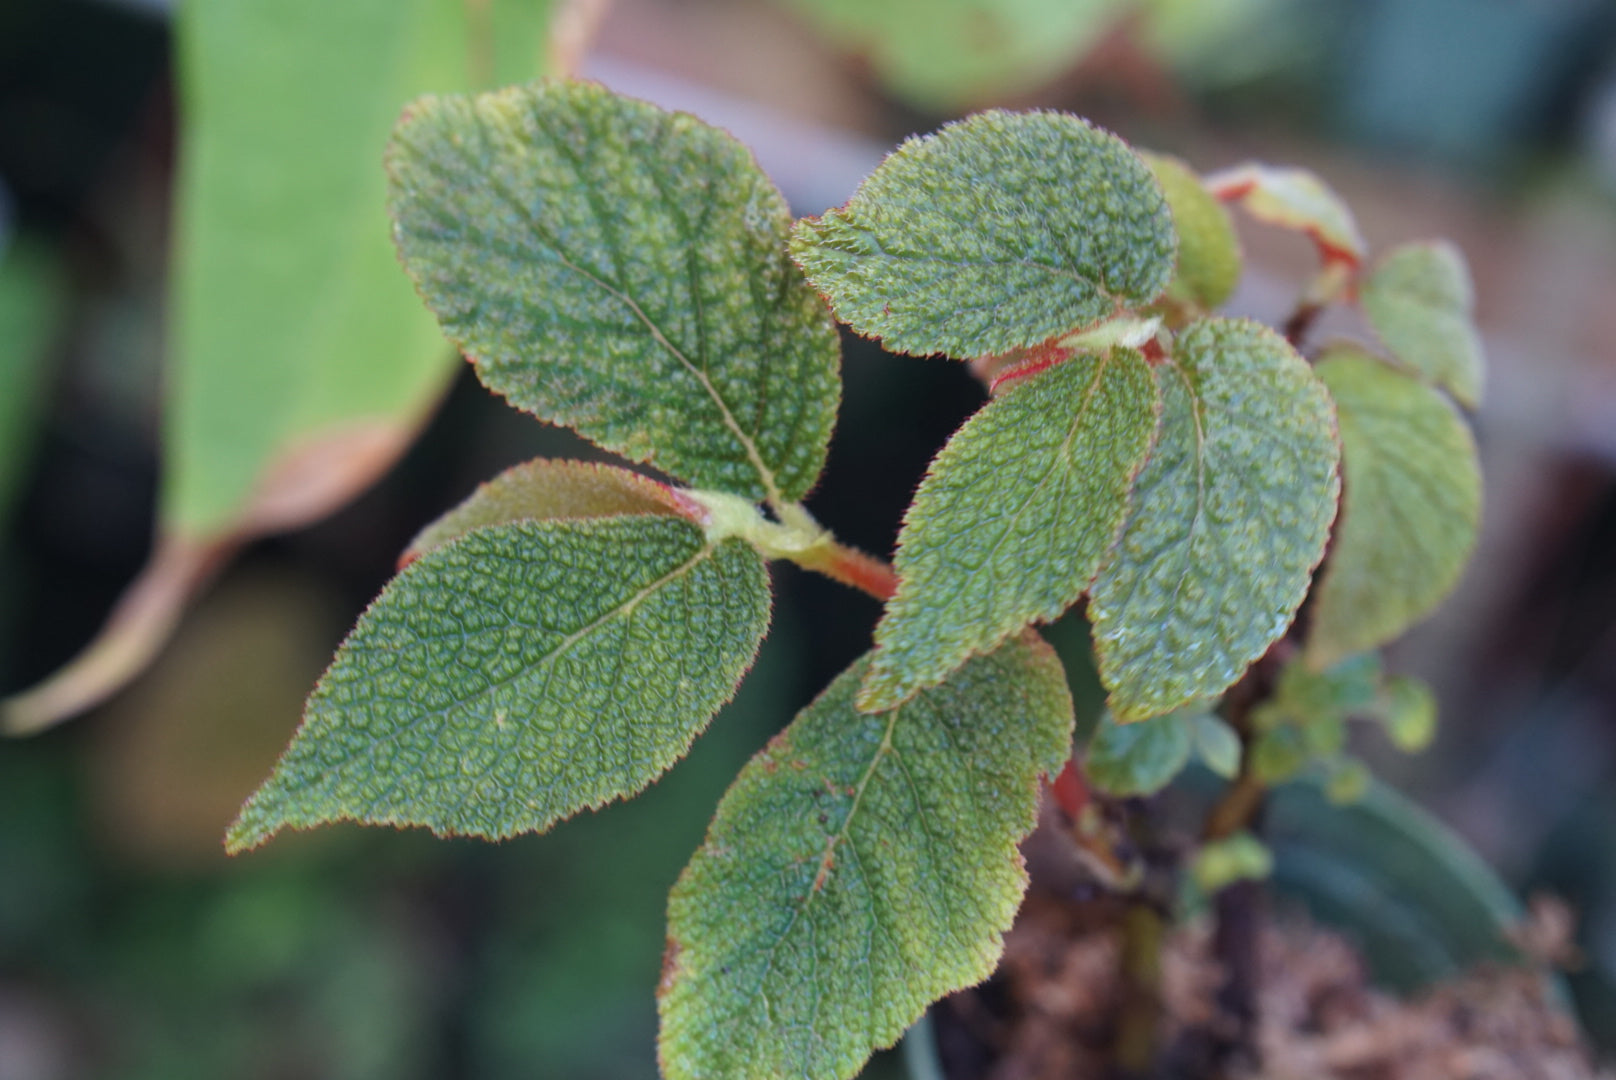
928, 886, 1609, 1080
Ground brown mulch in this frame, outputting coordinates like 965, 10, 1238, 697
931, 891, 1609, 1080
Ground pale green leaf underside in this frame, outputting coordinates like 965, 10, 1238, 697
1091, 318, 1340, 720
659, 636, 1073, 1080
1308, 349, 1480, 669
791, 110, 1175, 358
782, 0, 1129, 111
1210, 162, 1366, 262
404, 458, 686, 561
166, 0, 556, 535
1361, 241, 1485, 408
388, 79, 841, 504
1142, 152, 1240, 310
227, 517, 769, 851
1085, 708, 1199, 797
859, 350, 1158, 712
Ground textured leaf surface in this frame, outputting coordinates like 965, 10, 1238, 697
791, 111, 1175, 358
1207, 162, 1365, 265
1362, 241, 1484, 408
1084, 708, 1198, 797
860, 351, 1158, 712
1308, 349, 1480, 668
167, 0, 556, 536
782, 0, 1129, 110
659, 637, 1073, 1080
1090, 318, 1340, 720
404, 459, 688, 561
389, 79, 841, 504
1143, 152, 1240, 310
227, 517, 769, 851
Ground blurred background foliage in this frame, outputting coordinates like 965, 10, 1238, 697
3, 0, 1616, 1076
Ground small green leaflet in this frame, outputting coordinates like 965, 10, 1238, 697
1090, 318, 1340, 720
659, 636, 1073, 1080
404, 458, 688, 561
227, 516, 769, 851
1377, 676, 1437, 753
1361, 241, 1485, 409
388, 79, 842, 505
1192, 713, 1242, 779
1084, 707, 1201, 798
791, 111, 1175, 358
859, 350, 1158, 713
1192, 831, 1272, 894
1142, 152, 1241, 310
1308, 348, 1481, 668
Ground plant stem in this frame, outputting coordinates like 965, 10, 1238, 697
791, 539, 897, 601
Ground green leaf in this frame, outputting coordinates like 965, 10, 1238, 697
1376, 675, 1438, 753
659, 636, 1073, 1080
780, 0, 1130, 111
1361, 241, 1485, 408
1084, 708, 1198, 797
859, 350, 1158, 712
1191, 831, 1272, 894
1090, 318, 1340, 719
1323, 756, 1371, 805
166, 0, 557, 536
1141, 152, 1240, 310
226, 516, 769, 851
1308, 348, 1481, 668
0, 239, 64, 524
388, 79, 841, 505
791, 111, 1175, 359
1192, 713, 1242, 779
1273, 651, 1382, 723
404, 459, 689, 561
1206, 162, 1365, 265
1268, 777, 1523, 991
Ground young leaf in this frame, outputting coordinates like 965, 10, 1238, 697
1308, 348, 1481, 669
1192, 713, 1242, 779
1206, 162, 1366, 268
1192, 831, 1272, 894
388, 79, 841, 505
1361, 241, 1485, 409
1376, 675, 1438, 753
859, 350, 1158, 713
403, 459, 691, 561
226, 516, 769, 852
1090, 318, 1340, 720
1141, 152, 1241, 310
1084, 708, 1198, 798
659, 635, 1073, 1080
791, 111, 1175, 358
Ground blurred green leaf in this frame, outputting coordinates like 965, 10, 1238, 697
780, 0, 1130, 111
1192, 831, 1272, 894
861, 351, 1157, 712
1308, 348, 1481, 668
660, 636, 1073, 1080
1085, 708, 1197, 797
1090, 319, 1340, 719
1269, 777, 1523, 991
389, 79, 841, 505
1362, 241, 1485, 408
1373, 675, 1439, 753
167, 0, 558, 537
1142, 152, 1241, 309
229, 517, 769, 851
0, 239, 63, 523
792, 111, 1175, 359
1191, 713, 1241, 779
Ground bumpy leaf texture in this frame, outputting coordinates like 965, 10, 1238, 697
859, 350, 1158, 712
1361, 241, 1485, 409
659, 636, 1073, 1080
791, 110, 1175, 358
388, 79, 842, 504
1090, 318, 1340, 720
1142, 152, 1241, 310
227, 516, 769, 851
1308, 348, 1480, 668
404, 458, 688, 560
